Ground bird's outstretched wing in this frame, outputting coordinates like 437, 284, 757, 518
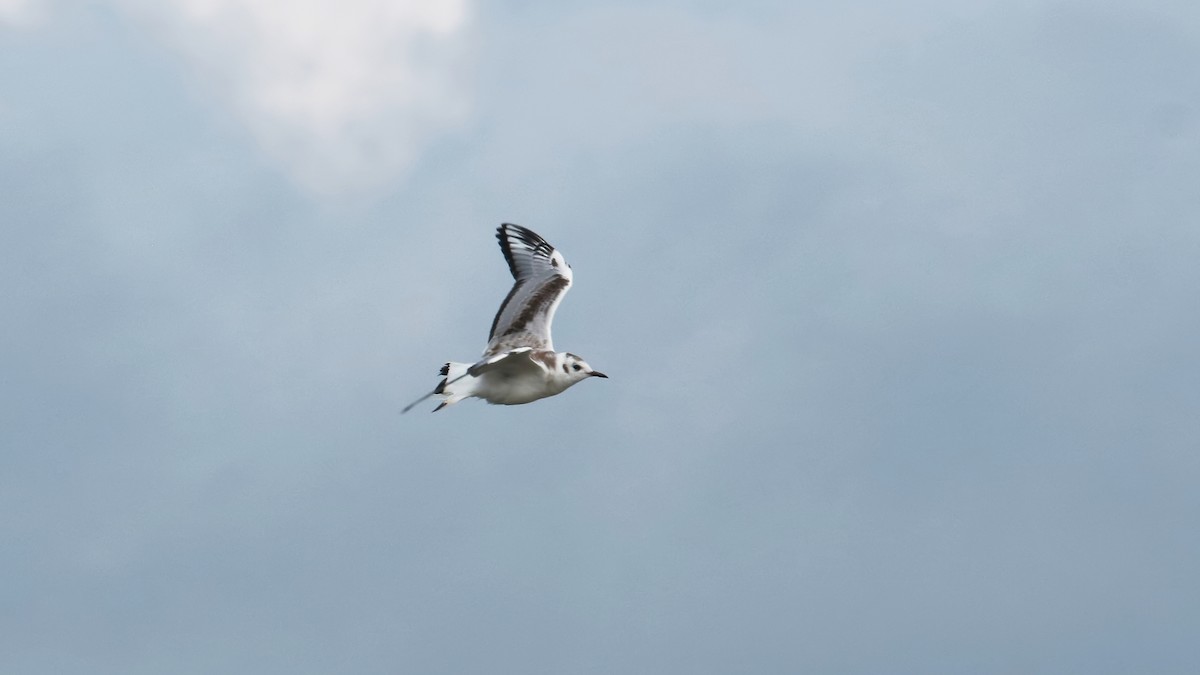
486, 223, 573, 355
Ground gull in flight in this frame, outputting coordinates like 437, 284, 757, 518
403, 223, 607, 413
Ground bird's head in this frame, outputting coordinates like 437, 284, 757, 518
563, 353, 607, 383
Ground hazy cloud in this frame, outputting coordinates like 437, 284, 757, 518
0, 0, 41, 26
123, 0, 472, 193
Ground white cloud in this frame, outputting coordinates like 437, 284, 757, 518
125, 0, 471, 194
0, 0, 41, 26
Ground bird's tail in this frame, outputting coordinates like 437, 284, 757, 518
432, 362, 473, 412
402, 361, 474, 413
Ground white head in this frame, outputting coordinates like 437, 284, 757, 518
561, 352, 607, 383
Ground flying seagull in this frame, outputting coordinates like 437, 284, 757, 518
403, 223, 607, 413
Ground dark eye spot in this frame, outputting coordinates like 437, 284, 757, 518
573, 364, 582, 372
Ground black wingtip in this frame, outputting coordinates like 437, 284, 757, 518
498, 223, 547, 247
496, 223, 555, 279
497, 224, 520, 279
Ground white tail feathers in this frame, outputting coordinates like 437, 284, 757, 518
431, 361, 474, 412
401, 361, 475, 414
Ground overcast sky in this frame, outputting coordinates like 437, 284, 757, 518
3, 1, 1199, 673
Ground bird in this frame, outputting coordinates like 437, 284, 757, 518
402, 223, 608, 413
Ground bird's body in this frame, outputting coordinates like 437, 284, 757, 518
403, 224, 606, 413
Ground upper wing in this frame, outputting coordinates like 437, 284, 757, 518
486, 223, 573, 355
469, 346, 534, 377
467, 346, 551, 378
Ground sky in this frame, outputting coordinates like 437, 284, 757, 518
2, 1, 1199, 673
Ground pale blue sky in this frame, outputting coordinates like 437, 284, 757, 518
2, 1, 1199, 673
